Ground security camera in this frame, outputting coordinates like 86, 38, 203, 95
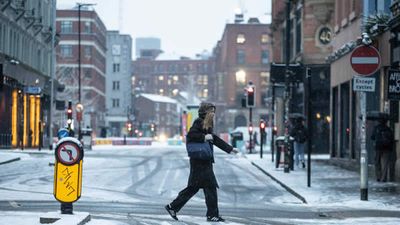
361, 32, 372, 45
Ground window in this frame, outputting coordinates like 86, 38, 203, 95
60, 45, 73, 57
295, 7, 302, 54
112, 81, 120, 90
159, 89, 164, 95
84, 21, 91, 33
84, 46, 91, 57
173, 75, 179, 84
113, 63, 120, 73
236, 34, 246, 44
261, 34, 269, 43
365, 0, 391, 14
61, 21, 73, 33
112, 99, 120, 107
237, 49, 245, 64
197, 75, 208, 85
261, 50, 269, 64
260, 72, 270, 85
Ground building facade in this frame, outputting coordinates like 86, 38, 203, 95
212, 16, 272, 134
0, 0, 56, 149
56, 8, 107, 137
135, 93, 180, 138
106, 31, 132, 137
270, 0, 333, 153
132, 57, 213, 137
327, 0, 395, 175
390, 0, 400, 181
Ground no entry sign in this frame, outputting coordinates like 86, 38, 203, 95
350, 45, 381, 76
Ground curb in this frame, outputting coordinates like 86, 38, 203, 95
0, 157, 21, 165
251, 162, 308, 204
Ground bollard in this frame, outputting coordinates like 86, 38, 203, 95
53, 136, 84, 214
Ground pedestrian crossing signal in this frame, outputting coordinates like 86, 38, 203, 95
246, 85, 255, 108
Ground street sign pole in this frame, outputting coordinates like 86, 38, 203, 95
360, 91, 368, 200
350, 42, 380, 201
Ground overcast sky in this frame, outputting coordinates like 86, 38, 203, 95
57, 0, 271, 59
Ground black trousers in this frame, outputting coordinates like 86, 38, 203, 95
170, 186, 218, 217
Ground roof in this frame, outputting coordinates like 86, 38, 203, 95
140, 93, 177, 104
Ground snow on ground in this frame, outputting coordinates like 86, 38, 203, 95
246, 152, 400, 211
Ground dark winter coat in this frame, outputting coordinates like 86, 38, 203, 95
186, 118, 233, 188
371, 123, 394, 151
289, 123, 308, 144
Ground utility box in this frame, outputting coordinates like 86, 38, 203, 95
81, 128, 92, 150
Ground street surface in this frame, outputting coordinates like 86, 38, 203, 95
0, 145, 400, 224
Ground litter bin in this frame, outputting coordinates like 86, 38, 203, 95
275, 136, 294, 169
230, 131, 243, 148
81, 128, 92, 150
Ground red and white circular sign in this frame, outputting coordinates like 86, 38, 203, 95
350, 45, 381, 76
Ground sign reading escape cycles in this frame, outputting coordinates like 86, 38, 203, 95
387, 69, 400, 100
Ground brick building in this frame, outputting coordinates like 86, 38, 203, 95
270, 0, 333, 153
135, 94, 180, 138
56, 8, 107, 137
212, 16, 272, 133
132, 57, 213, 103
132, 56, 213, 137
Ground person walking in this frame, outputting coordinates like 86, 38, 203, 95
290, 118, 308, 168
371, 118, 394, 182
165, 102, 238, 222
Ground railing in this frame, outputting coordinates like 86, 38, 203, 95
0, 133, 12, 149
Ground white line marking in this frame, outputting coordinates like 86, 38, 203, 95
9, 201, 20, 208
351, 57, 379, 64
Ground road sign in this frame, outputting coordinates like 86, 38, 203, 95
350, 45, 380, 76
24, 86, 42, 94
55, 138, 83, 165
353, 77, 375, 92
387, 69, 400, 100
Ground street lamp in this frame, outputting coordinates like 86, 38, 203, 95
76, 3, 96, 140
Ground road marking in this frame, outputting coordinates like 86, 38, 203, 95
9, 201, 21, 208
159, 162, 172, 194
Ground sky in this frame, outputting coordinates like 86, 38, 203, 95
57, 0, 271, 59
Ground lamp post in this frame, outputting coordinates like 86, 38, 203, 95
283, 0, 292, 173
76, 3, 95, 140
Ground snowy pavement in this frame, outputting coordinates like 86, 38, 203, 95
247, 152, 400, 210
1, 143, 400, 224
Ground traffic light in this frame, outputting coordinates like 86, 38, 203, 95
259, 119, 266, 134
248, 124, 253, 134
127, 122, 132, 132
150, 123, 155, 132
67, 101, 72, 128
246, 85, 255, 108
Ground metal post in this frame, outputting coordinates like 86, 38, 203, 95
260, 131, 263, 158
77, 4, 82, 142
61, 202, 73, 214
360, 91, 368, 200
271, 84, 275, 162
249, 107, 253, 153
283, 0, 291, 173
306, 67, 312, 187
49, 0, 56, 150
